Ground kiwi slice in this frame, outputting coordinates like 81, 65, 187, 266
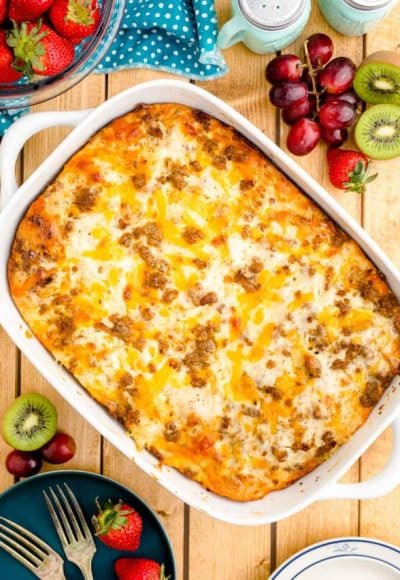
355, 104, 400, 160
2, 393, 57, 451
354, 61, 400, 106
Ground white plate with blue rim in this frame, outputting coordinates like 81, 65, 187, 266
270, 537, 400, 579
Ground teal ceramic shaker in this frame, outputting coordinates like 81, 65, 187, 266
318, 0, 399, 36
217, 0, 311, 55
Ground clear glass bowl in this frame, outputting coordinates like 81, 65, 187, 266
0, 0, 126, 111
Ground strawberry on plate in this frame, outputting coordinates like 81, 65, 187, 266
7, 20, 75, 78
327, 148, 378, 194
115, 558, 170, 580
92, 499, 143, 551
49, 0, 100, 45
0, 30, 22, 82
8, 0, 54, 22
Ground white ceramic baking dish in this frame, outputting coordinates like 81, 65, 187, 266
1, 80, 400, 526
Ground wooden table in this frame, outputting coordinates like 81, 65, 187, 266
1, 1, 400, 578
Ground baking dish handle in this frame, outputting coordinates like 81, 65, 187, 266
319, 416, 400, 500
0, 109, 92, 210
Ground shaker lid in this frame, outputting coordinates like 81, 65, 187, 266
345, 0, 392, 9
238, 0, 307, 30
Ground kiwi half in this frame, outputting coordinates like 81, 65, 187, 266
354, 61, 400, 106
355, 104, 400, 160
2, 393, 57, 451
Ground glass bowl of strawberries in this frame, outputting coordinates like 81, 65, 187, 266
0, 0, 125, 110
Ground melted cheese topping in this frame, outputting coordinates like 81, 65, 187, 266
8, 104, 400, 501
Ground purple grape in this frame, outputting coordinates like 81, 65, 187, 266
266, 54, 303, 85
321, 126, 348, 147
269, 82, 309, 108
319, 57, 356, 94
307, 33, 334, 67
282, 96, 316, 125
287, 119, 321, 156
319, 100, 357, 129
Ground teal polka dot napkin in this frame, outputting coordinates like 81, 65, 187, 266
96, 0, 227, 79
0, 107, 25, 134
0, 0, 226, 135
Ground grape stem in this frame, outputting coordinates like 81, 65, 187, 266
303, 39, 321, 115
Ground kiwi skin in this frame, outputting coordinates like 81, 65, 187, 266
354, 51, 400, 106
2, 393, 57, 452
363, 51, 400, 68
355, 104, 400, 161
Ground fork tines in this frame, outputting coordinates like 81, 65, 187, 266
43, 484, 92, 546
0, 516, 54, 573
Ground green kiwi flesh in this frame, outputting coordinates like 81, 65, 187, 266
2, 393, 57, 451
354, 62, 400, 106
355, 104, 400, 160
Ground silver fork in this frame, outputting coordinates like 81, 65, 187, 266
43, 484, 96, 580
0, 516, 65, 579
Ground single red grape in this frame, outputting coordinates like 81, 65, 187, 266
269, 82, 308, 108
266, 54, 303, 85
318, 57, 356, 94
319, 100, 356, 129
41, 432, 76, 464
321, 126, 348, 147
6, 450, 42, 477
323, 89, 360, 108
287, 119, 321, 156
306, 33, 333, 67
282, 96, 316, 125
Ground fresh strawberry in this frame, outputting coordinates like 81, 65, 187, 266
7, 21, 75, 78
114, 558, 170, 580
92, 499, 143, 551
0, 0, 7, 25
49, 0, 100, 45
327, 148, 378, 194
0, 31, 22, 82
8, 0, 54, 22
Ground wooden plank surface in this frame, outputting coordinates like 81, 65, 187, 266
0, 1, 399, 578
0, 329, 17, 492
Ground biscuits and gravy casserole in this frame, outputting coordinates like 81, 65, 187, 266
8, 104, 400, 501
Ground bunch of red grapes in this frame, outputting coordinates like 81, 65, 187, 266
266, 33, 360, 156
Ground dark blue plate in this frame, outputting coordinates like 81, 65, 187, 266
0, 470, 176, 579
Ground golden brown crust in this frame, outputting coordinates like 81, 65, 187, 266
8, 104, 400, 501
